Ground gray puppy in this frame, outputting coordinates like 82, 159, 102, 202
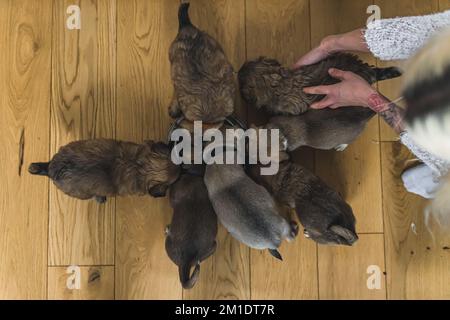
250, 161, 358, 246
204, 163, 298, 260
28, 139, 180, 202
263, 107, 375, 152
166, 166, 218, 289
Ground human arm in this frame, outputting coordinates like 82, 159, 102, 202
294, 10, 450, 68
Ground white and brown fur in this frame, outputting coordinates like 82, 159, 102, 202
403, 27, 450, 228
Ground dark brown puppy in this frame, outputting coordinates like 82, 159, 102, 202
238, 53, 401, 115
250, 161, 358, 246
262, 106, 375, 152
166, 166, 218, 289
169, 3, 235, 124
29, 139, 180, 202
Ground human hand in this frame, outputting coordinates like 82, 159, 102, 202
303, 68, 377, 109
292, 29, 368, 69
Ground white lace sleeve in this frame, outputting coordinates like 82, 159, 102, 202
364, 10, 450, 61
400, 132, 450, 177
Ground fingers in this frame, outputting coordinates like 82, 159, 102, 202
303, 85, 331, 95
310, 97, 336, 109
292, 47, 327, 69
328, 68, 351, 80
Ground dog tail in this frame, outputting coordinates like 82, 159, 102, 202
268, 249, 283, 261
178, 2, 192, 30
373, 66, 402, 81
179, 260, 200, 289
28, 162, 49, 176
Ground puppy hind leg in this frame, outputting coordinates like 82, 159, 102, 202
168, 95, 182, 119
289, 220, 299, 240
94, 196, 107, 204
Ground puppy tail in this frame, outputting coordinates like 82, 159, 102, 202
373, 66, 402, 82
28, 162, 49, 176
268, 249, 283, 261
178, 2, 192, 30
179, 260, 200, 289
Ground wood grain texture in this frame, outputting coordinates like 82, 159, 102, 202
381, 142, 450, 299
246, 0, 318, 300
49, 0, 116, 266
318, 234, 386, 300
375, 0, 440, 141
312, 0, 383, 233
0, 0, 52, 299
48, 266, 114, 300
115, 0, 181, 299
440, 0, 450, 10
182, 0, 250, 300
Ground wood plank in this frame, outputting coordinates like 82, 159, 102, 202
381, 142, 450, 299
440, 0, 450, 10
375, 0, 440, 141
115, 0, 181, 299
246, 0, 318, 300
48, 266, 114, 300
49, 0, 116, 266
318, 234, 386, 299
312, 0, 383, 233
0, 0, 52, 299
181, 0, 250, 300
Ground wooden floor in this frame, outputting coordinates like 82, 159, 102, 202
0, 0, 449, 300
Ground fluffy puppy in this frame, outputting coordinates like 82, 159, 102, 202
261, 106, 375, 152
404, 26, 450, 162
166, 166, 218, 289
204, 163, 298, 260
238, 53, 401, 115
403, 27, 450, 229
169, 3, 235, 124
28, 139, 180, 202
250, 161, 358, 246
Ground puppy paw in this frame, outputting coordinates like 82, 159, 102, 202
303, 229, 310, 238
287, 221, 299, 241
280, 135, 288, 151
94, 196, 107, 204
334, 144, 348, 152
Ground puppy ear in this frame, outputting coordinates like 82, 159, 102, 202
143, 139, 155, 146
148, 184, 168, 198
329, 225, 358, 245
151, 141, 170, 155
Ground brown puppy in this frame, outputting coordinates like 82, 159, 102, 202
250, 161, 358, 246
169, 3, 235, 124
261, 106, 375, 152
28, 139, 180, 202
166, 165, 218, 289
238, 53, 401, 115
